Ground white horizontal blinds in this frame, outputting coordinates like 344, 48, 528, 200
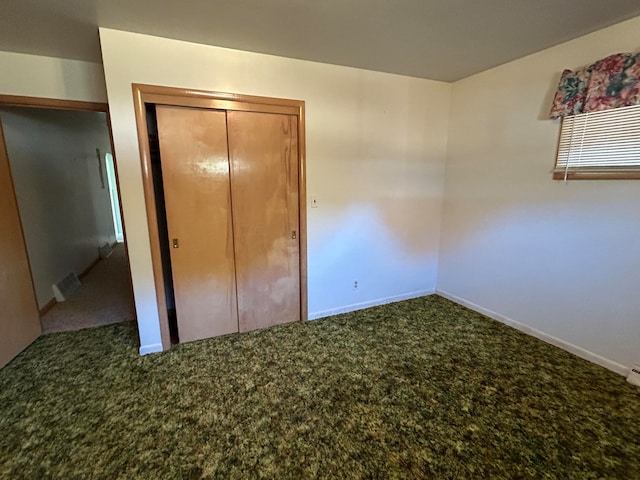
556, 104, 640, 177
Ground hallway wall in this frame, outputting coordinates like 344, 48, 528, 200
0, 106, 115, 308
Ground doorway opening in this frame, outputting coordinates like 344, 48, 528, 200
0, 96, 136, 335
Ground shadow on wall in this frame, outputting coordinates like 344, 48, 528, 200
438, 176, 640, 367
307, 195, 441, 315
0, 107, 115, 308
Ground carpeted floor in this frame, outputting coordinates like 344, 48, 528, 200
40, 243, 136, 333
1, 296, 638, 479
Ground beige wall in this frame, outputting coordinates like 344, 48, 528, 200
439, 16, 640, 372
0, 50, 107, 103
99, 28, 452, 353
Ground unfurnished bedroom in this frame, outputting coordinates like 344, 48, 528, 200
1, 1, 639, 478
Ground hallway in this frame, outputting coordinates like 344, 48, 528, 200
41, 243, 136, 333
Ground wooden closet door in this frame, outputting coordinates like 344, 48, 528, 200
156, 106, 238, 342
227, 111, 300, 332
0, 120, 41, 368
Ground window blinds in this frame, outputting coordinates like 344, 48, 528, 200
555, 104, 640, 180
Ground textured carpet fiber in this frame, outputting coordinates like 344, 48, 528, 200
1, 296, 639, 479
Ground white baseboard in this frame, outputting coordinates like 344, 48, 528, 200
139, 343, 163, 355
309, 289, 435, 320
436, 290, 628, 377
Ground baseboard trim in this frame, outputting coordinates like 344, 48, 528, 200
78, 256, 101, 280
139, 343, 163, 355
39, 297, 57, 316
309, 289, 435, 320
436, 290, 628, 377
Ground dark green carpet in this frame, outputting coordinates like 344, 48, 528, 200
1, 296, 638, 479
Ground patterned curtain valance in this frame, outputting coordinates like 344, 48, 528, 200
549, 51, 640, 119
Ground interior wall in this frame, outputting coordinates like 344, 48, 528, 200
98, 28, 452, 354
0, 107, 115, 308
439, 15, 640, 372
0, 50, 107, 103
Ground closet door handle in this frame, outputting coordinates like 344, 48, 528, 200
291, 230, 297, 239
172, 238, 179, 248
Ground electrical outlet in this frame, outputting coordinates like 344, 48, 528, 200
627, 365, 640, 387
353, 280, 358, 290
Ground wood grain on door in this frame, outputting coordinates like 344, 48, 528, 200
156, 106, 238, 342
227, 111, 300, 332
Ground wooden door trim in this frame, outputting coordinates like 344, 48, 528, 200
0, 94, 108, 112
132, 84, 308, 351
133, 84, 303, 109
141, 94, 299, 116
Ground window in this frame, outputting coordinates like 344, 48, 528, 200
554, 104, 640, 180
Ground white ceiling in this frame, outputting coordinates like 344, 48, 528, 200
2, 0, 640, 82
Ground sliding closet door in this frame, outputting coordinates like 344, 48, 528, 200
0, 120, 41, 368
156, 106, 238, 342
227, 111, 300, 332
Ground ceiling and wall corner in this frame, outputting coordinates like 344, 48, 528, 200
438, 14, 640, 372
1, 1, 640, 82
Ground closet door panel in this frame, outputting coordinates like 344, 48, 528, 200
227, 111, 300, 332
156, 106, 237, 342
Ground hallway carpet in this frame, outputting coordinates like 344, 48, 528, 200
1, 296, 639, 479
40, 243, 136, 333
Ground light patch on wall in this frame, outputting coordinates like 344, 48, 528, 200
307, 204, 438, 316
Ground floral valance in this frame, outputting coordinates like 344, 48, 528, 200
549, 51, 640, 119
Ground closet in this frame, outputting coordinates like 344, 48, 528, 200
135, 85, 306, 346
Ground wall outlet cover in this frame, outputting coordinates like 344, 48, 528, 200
626, 365, 640, 387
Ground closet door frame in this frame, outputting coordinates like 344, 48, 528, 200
132, 84, 307, 351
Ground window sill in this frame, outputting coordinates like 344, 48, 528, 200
553, 170, 640, 180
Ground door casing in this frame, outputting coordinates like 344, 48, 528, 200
132, 84, 308, 351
